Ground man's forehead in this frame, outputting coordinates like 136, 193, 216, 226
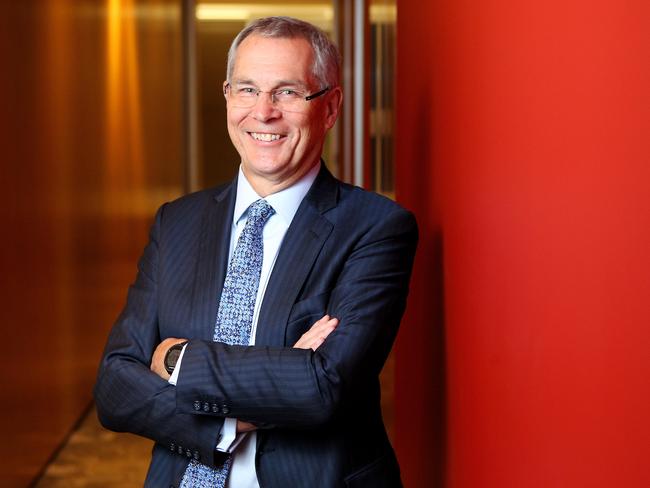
238, 33, 312, 50
231, 36, 317, 87
233, 36, 314, 68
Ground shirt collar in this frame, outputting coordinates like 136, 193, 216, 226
233, 162, 321, 226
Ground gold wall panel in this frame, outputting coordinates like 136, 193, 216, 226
0, 1, 184, 484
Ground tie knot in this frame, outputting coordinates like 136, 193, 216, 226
247, 199, 275, 225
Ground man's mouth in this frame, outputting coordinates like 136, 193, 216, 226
249, 132, 283, 142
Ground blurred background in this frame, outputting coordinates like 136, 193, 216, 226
1, 1, 649, 487
0, 0, 396, 486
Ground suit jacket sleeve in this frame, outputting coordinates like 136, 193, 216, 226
94, 204, 225, 468
174, 204, 418, 428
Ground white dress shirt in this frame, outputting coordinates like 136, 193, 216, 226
169, 162, 320, 487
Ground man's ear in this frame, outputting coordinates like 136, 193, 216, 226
223, 80, 229, 99
324, 87, 343, 130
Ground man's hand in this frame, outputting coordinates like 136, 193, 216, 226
151, 337, 188, 381
293, 314, 339, 351
236, 420, 257, 433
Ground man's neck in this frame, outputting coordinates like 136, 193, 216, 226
242, 160, 321, 197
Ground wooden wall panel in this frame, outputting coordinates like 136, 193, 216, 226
0, 1, 184, 484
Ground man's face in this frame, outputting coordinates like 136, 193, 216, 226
225, 34, 340, 194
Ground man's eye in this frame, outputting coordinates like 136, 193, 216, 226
238, 87, 257, 95
276, 89, 300, 98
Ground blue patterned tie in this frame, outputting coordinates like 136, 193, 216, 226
180, 198, 275, 488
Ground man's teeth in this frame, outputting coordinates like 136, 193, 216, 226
250, 132, 281, 142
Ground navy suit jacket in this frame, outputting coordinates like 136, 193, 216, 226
94, 165, 418, 487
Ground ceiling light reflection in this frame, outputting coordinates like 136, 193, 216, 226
196, 3, 333, 26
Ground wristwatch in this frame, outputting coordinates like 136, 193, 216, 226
164, 341, 188, 375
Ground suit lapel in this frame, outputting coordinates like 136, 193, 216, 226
255, 165, 339, 347
189, 179, 237, 341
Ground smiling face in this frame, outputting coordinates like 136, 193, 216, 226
225, 34, 341, 196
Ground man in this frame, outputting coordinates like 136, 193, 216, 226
95, 16, 417, 488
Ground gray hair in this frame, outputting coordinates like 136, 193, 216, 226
226, 16, 341, 89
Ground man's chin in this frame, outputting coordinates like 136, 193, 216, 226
242, 159, 291, 182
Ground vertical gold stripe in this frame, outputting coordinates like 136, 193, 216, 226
107, 0, 144, 187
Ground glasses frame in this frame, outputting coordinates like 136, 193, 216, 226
224, 83, 331, 110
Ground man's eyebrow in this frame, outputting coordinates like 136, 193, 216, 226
231, 78, 257, 86
231, 78, 308, 89
274, 79, 308, 88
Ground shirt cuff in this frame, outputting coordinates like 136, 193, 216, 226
167, 344, 187, 386
216, 418, 242, 452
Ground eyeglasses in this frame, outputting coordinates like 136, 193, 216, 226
224, 83, 330, 112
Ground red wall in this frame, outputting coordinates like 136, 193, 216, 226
393, 1, 650, 487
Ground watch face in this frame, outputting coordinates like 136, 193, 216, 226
167, 348, 181, 365
165, 346, 183, 373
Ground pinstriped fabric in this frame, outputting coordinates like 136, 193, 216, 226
181, 199, 274, 488
95, 166, 415, 487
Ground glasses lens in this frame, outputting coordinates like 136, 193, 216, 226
225, 86, 319, 112
227, 88, 256, 108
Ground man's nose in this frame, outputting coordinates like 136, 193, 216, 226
250, 92, 281, 121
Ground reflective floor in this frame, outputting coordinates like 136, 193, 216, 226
35, 406, 151, 487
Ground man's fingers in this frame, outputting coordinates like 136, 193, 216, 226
312, 316, 338, 331
236, 420, 257, 433
312, 314, 331, 327
293, 315, 339, 350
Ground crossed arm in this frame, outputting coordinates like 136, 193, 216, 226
149, 315, 339, 433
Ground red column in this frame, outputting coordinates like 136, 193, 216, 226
394, 2, 650, 487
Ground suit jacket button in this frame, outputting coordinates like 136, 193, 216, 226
186, 448, 192, 458
193, 449, 200, 461
170, 442, 176, 452
203, 402, 210, 412
221, 404, 230, 415
211, 403, 219, 413
177, 445, 184, 455
193, 400, 201, 411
